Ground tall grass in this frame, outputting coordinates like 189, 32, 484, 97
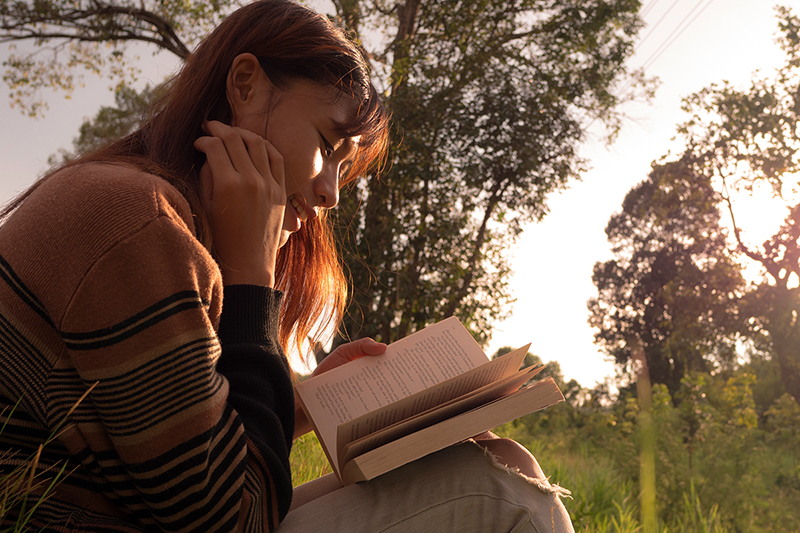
533, 438, 728, 532
633, 342, 656, 533
291, 433, 332, 487
1, 384, 95, 532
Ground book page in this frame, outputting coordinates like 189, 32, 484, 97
340, 377, 565, 484
295, 317, 488, 469
339, 364, 542, 467
335, 345, 532, 461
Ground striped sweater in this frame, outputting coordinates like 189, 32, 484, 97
0, 163, 295, 531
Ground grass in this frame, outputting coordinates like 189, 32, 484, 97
1, 384, 95, 532
291, 433, 332, 487
5, 381, 796, 532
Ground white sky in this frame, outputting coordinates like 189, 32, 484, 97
1, 0, 796, 387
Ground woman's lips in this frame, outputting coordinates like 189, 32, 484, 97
289, 194, 309, 223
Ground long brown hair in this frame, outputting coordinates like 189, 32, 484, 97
2, 0, 390, 360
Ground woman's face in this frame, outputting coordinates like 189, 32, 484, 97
234, 78, 359, 247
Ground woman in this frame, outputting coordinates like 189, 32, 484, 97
0, 1, 573, 531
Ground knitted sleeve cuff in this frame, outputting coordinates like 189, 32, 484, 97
217, 285, 283, 346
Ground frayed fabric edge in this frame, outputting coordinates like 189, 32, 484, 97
469, 440, 573, 500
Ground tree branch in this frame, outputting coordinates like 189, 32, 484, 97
720, 174, 782, 281
1, 3, 191, 58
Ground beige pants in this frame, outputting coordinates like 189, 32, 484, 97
278, 442, 574, 532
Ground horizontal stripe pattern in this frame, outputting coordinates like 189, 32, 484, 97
0, 253, 54, 327
87, 337, 223, 437
0, 167, 292, 532
60, 291, 211, 351
0, 310, 50, 420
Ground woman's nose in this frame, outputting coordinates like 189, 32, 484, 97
315, 165, 340, 209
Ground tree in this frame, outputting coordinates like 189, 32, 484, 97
677, 5, 800, 403
334, 0, 651, 347
1, 0, 237, 115
5, 0, 652, 351
588, 157, 746, 396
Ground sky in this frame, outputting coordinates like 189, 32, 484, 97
0, 0, 796, 387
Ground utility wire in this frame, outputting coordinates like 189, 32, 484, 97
584, 0, 717, 134
636, 0, 682, 50
640, 0, 663, 19
640, 0, 717, 72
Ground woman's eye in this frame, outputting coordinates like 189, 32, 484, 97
321, 136, 334, 157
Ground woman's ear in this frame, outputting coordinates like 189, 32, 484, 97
226, 53, 268, 120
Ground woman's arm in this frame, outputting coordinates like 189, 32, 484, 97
55, 195, 295, 531
217, 284, 296, 453
0, 155, 292, 531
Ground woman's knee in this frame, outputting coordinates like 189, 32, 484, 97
472, 435, 545, 479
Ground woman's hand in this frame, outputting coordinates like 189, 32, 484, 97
309, 337, 387, 379
294, 338, 387, 440
194, 121, 286, 287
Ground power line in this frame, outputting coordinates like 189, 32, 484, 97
640, 0, 664, 19
640, 0, 717, 72
584, 0, 718, 134
637, 0, 682, 50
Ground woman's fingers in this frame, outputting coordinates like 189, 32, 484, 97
193, 135, 232, 198
194, 120, 284, 205
312, 338, 387, 377
332, 338, 387, 362
264, 141, 286, 190
198, 121, 277, 190
193, 121, 287, 287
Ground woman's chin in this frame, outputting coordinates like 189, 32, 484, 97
279, 229, 293, 248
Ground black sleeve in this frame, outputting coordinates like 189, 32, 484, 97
215, 284, 296, 514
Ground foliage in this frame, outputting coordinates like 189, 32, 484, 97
0, 0, 239, 115
741, 349, 786, 419
290, 432, 332, 486
675, 5, 800, 405
292, 362, 800, 531
507, 364, 800, 531
589, 5, 800, 414
764, 392, 800, 445
588, 157, 746, 395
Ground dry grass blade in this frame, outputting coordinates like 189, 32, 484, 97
1, 382, 98, 531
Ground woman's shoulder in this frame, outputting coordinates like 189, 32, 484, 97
1, 161, 202, 265
0, 162, 214, 323
44, 162, 195, 229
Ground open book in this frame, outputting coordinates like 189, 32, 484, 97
295, 317, 565, 485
